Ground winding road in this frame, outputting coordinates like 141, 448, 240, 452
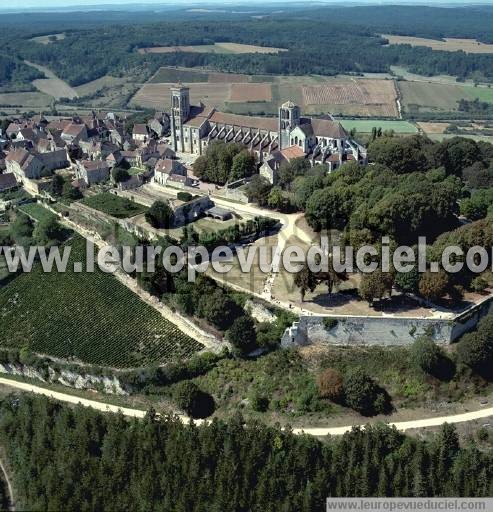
0, 377, 492, 437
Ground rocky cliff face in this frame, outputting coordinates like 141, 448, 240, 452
0, 363, 128, 395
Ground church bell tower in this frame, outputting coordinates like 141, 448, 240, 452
170, 85, 190, 152
278, 101, 300, 150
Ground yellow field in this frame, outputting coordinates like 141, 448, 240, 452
383, 34, 493, 54
417, 122, 450, 134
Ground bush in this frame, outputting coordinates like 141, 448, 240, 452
323, 318, 338, 331
250, 390, 269, 412
457, 331, 493, 378
177, 192, 193, 202
112, 167, 130, 183
173, 381, 215, 419
471, 276, 488, 293
226, 315, 257, 355
145, 200, 174, 229
411, 337, 455, 380
317, 368, 343, 401
343, 368, 391, 416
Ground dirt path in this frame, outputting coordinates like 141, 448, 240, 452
2, 377, 493, 438
0, 457, 15, 511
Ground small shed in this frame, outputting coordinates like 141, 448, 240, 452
204, 206, 233, 221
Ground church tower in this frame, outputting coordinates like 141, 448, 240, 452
278, 101, 300, 150
170, 85, 190, 152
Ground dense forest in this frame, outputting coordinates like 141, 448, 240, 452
0, 55, 44, 93
2, 6, 493, 89
0, 395, 491, 511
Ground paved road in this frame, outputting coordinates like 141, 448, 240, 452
1, 377, 492, 437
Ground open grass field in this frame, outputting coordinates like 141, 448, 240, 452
0, 236, 202, 368
30, 33, 66, 45
138, 42, 286, 54
133, 67, 400, 117
383, 34, 493, 54
339, 119, 418, 133
80, 193, 147, 219
18, 202, 57, 223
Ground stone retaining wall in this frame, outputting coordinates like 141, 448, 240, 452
281, 296, 493, 347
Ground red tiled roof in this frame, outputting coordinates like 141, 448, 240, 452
62, 123, 86, 137
280, 145, 305, 160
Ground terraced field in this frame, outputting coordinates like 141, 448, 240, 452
0, 236, 202, 368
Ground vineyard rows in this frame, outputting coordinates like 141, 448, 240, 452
0, 236, 202, 368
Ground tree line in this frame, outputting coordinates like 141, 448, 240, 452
0, 395, 491, 511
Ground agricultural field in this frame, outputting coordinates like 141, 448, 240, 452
339, 119, 418, 134
230, 83, 272, 102
138, 42, 286, 54
132, 67, 399, 117
80, 193, 147, 219
18, 202, 57, 223
74, 75, 130, 96
24, 61, 78, 100
0, 236, 202, 368
416, 122, 450, 134
301, 79, 398, 117
383, 34, 493, 54
0, 91, 51, 108
399, 80, 493, 113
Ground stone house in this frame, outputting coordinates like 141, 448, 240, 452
132, 124, 149, 144
61, 123, 88, 144
153, 159, 186, 186
5, 148, 44, 180
172, 196, 214, 227
76, 159, 109, 186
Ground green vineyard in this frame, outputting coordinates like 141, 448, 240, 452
0, 236, 202, 368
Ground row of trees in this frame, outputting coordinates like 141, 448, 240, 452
0, 395, 490, 511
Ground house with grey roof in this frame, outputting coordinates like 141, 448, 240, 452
75, 159, 109, 186
0, 173, 18, 193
